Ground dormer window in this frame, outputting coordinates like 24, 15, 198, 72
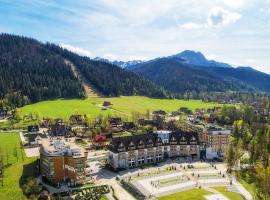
157, 138, 163, 146
190, 136, 197, 144
170, 136, 177, 144
180, 136, 187, 144
146, 139, 153, 147
138, 140, 145, 149
117, 142, 125, 152
128, 141, 136, 150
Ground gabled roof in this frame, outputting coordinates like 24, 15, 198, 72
108, 131, 199, 153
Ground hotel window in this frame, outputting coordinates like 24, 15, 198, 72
138, 156, 144, 165
156, 154, 162, 161
128, 158, 135, 167
147, 155, 154, 163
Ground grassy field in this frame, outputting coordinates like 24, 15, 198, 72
0, 132, 26, 166
212, 187, 244, 200
0, 132, 37, 200
157, 189, 212, 200
18, 96, 221, 120
0, 158, 37, 200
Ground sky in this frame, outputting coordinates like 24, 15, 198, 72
0, 0, 270, 73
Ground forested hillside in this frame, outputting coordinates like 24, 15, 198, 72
46, 44, 168, 98
0, 34, 168, 110
133, 57, 250, 97
0, 34, 85, 110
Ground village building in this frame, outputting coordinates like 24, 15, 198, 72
26, 125, 40, 146
39, 137, 88, 186
108, 130, 200, 170
109, 117, 122, 127
122, 122, 135, 130
49, 119, 72, 137
103, 101, 112, 107
202, 126, 231, 159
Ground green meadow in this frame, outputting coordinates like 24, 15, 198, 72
0, 132, 26, 165
0, 132, 37, 200
18, 96, 221, 119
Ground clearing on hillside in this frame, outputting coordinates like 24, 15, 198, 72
65, 59, 100, 97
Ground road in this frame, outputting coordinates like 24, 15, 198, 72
90, 161, 136, 200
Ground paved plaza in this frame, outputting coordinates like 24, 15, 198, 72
120, 161, 253, 199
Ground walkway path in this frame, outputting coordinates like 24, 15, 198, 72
97, 169, 136, 200
232, 178, 253, 200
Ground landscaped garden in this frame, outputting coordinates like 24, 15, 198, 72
157, 188, 212, 200
212, 187, 244, 200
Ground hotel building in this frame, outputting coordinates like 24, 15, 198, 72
108, 130, 200, 170
39, 138, 88, 186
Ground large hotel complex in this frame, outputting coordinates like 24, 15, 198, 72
108, 131, 200, 170
36, 115, 231, 184
39, 138, 88, 186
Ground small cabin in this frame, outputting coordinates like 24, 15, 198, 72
103, 101, 112, 107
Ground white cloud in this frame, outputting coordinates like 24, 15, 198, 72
221, 0, 244, 9
180, 7, 241, 30
60, 43, 92, 57
207, 7, 241, 27
180, 22, 204, 29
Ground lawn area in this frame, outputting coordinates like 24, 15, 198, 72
0, 132, 26, 166
0, 131, 38, 200
18, 96, 221, 120
157, 189, 212, 200
238, 178, 256, 199
160, 177, 183, 185
0, 120, 12, 129
100, 195, 109, 200
0, 158, 37, 200
212, 187, 244, 200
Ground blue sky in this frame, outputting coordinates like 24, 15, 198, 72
0, 0, 270, 73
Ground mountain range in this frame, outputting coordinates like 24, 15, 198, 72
1, 33, 270, 109
111, 50, 270, 94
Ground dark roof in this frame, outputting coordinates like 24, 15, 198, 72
28, 125, 39, 133
108, 131, 199, 153
153, 110, 167, 115
109, 117, 122, 125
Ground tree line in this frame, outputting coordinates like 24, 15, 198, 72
224, 97, 270, 199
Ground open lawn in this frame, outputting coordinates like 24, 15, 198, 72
0, 132, 26, 166
159, 177, 183, 185
0, 131, 37, 200
0, 158, 37, 200
18, 96, 221, 120
212, 187, 244, 200
157, 189, 212, 200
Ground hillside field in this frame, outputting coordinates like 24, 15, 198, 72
18, 96, 222, 119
